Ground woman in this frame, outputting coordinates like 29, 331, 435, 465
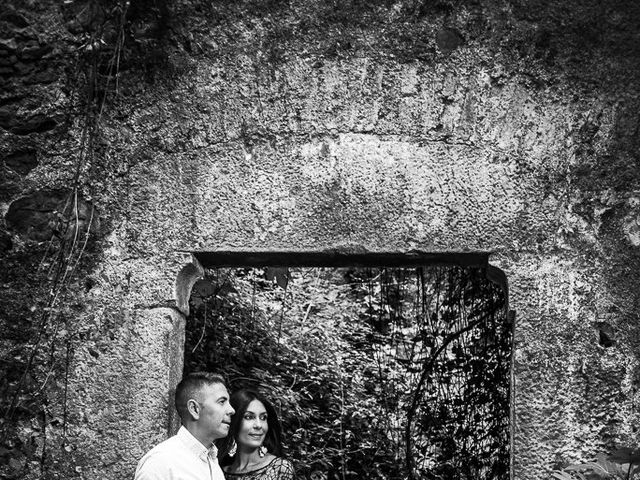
219, 389, 295, 480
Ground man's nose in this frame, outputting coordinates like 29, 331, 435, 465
228, 405, 235, 415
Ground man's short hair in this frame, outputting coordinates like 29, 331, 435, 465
174, 372, 226, 421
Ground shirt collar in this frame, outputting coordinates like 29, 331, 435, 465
176, 426, 218, 462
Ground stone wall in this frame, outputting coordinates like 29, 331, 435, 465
1, 0, 639, 478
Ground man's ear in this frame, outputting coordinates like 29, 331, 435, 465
187, 398, 201, 420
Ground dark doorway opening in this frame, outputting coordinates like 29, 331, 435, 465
184, 253, 512, 480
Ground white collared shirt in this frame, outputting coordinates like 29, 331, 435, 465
134, 426, 224, 480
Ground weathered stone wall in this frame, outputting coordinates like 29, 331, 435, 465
1, 0, 640, 478
497, 254, 640, 475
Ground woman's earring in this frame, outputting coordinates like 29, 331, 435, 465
259, 445, 267, 458
229, 440, 237, 457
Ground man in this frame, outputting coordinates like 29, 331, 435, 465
135, 372, 235, 480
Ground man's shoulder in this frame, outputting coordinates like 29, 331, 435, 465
136, 435, 183, 471
147, 434, 182, 453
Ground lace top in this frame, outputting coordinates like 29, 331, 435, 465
224, 457, 295, 480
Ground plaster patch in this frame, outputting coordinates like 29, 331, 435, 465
622, 214, 640, 246
399, 64, 419, 95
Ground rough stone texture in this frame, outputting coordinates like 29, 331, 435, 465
495, 253, 640, 474
57, 307, 185, 478
1, 0, 639, 479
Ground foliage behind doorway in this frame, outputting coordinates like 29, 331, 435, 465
185, 266, 512, 480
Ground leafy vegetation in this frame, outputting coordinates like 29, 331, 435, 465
551, 448, 640, 479
185, 265, 512, 480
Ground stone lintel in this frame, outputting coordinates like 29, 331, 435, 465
190, 249, 490, 269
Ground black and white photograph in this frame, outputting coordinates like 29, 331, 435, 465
1, 1, 639, 479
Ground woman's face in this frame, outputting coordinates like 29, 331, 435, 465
236, 399, 269, 450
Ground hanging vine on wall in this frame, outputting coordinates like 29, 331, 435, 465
0, 1, 162, 477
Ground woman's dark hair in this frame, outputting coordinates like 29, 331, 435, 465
218, 389, 284, 461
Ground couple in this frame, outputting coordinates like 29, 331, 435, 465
135, 372, 295, 480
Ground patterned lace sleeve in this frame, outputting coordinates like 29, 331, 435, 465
224, 457, 296, 480
270, 458, 295, 480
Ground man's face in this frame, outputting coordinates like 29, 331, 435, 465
196, 382, 235, 442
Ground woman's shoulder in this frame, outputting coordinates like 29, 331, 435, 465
259, 455, 293, 473
224, 455, 284, 476
269, 457, 293, 469
267, 457, 295, 478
